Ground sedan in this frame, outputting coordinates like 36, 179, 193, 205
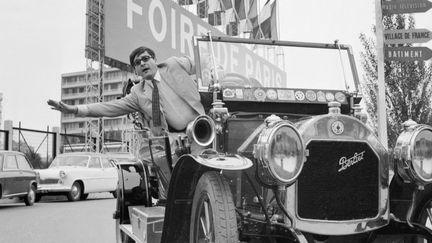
0, 150, 38, 206
35, 152, 118, 201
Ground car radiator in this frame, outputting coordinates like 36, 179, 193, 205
296, 141, 379, 220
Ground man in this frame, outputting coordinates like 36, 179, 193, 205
49, 47, 205, 199
48, 46, 205, 136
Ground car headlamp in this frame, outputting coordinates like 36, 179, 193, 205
394, 122, 432, 186
59, 170, 67, 179
254, 116, 306, 186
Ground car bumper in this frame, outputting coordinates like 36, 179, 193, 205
37, 184, 71, 193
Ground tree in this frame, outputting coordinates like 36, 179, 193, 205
24, 150, 43, 169
359, 14, 432, 148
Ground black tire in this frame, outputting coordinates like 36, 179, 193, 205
190, 171, 238, 243
80, 193, 89, 200
67, 182, 82, 202
24, 185, 36, 206
35, 194, 42, 203
111, 190, 118, 199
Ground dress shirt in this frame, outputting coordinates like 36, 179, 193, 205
151, 71, 198, 131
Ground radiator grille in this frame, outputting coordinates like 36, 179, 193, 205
297, 141, 379, 220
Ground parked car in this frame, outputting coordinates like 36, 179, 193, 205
0, 150, 38, 206
35, 152, 118, 201
115, 36, 432, 242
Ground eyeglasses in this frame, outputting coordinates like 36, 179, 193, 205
133, 55, 152, 66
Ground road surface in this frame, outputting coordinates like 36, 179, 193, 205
0, 193, 116, 243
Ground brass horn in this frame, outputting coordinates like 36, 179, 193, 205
186, 115, 216, 147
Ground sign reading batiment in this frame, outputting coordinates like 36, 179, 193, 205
384, 46, 432, 61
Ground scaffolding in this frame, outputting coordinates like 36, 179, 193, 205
85, 0, 105, 152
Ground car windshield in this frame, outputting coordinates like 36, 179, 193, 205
49, 155, 89, 168
195, 37, 359, 92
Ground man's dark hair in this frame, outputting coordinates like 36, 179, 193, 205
129, 46, 156, 66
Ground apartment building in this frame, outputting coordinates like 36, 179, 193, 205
60, 68, 137, 143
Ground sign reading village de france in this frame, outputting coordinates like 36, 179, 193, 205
384, 28, 432, 44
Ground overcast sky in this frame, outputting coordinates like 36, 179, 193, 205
0, 0, 431, 130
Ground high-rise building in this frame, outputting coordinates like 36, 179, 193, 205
60, 68, 137, 143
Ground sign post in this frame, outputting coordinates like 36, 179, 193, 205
375, 0, 388, 149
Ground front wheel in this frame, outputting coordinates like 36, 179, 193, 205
67, 182, 82, 201
190, 171, 238, 243
24, 185, 36, 206
414, 197, 432, 243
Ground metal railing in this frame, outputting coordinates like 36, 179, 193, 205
12, 124, 56, 169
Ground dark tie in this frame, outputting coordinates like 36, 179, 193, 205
151, 79, 162, 127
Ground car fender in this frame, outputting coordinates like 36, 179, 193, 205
161, 154, 251, 242
190, 153, 253, 171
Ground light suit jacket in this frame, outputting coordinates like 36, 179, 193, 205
77, 56, 205, 131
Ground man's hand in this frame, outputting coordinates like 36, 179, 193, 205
47, 99, 78, 114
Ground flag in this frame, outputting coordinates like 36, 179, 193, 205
226, 22, 238, 36
239, 18, 252, 33
221, 0, 233, 10
246, 0, 257, 34
248, 0, 257, 19
197, 0, 207, 18
252, 0, 277, 39
234, 0, 246, 20
224, 8, 236, 24
208, 0, 222, 14
178, 0, 194, 5
208, 11, 223, 26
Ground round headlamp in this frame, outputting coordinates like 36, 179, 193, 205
394, 123, 432, 186
254, 118, 306, 186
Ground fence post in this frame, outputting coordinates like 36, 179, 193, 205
52, 126, 60, 157
4, 120, 13, 151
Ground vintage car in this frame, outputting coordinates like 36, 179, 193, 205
114, 36, 432, 242
36, 152, 118, 201
0, 150, 38, 206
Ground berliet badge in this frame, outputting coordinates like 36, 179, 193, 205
331, 120, 344, 135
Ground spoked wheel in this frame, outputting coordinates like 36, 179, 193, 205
190, 171, 238, 243
414, 199, 432, 243
67, 182, 82, 201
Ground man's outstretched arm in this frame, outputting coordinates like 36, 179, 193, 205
47, 99, 78, 114
47, 92, 140, 118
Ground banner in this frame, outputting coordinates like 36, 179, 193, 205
105, 0, 225, 68
104, 0, 286, 86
